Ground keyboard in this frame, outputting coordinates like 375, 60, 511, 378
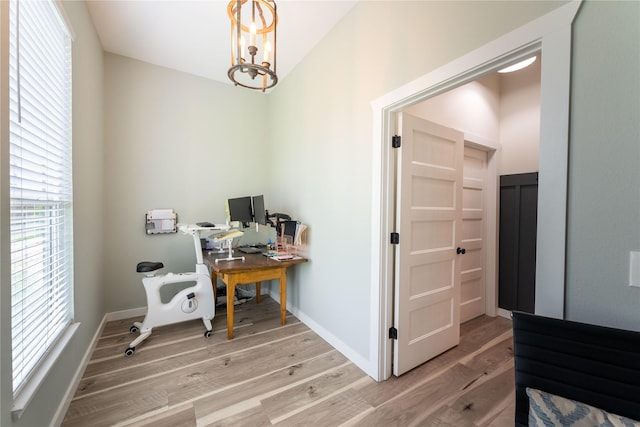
196, 222, 224, 228
238, 247, 263, 254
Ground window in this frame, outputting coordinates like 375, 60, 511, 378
9, 0, 74, 405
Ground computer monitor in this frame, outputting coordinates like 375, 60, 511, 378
252, 195, 266, 225
226, 196, 253, 224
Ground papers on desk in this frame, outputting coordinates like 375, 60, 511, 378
265, 253, 302, 261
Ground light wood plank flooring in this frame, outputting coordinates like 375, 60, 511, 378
62, 296, 515, 426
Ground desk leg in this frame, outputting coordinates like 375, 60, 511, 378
227, 280, 235, 339
256, 282, 261, 303
279, 271, 286, 325
211, 272, 218, 302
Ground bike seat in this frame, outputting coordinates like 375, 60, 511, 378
136, 261, 164, 273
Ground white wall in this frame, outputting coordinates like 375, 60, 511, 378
499, 55, 541, 175
404, 74, 501, 143
397, 60, 543, 177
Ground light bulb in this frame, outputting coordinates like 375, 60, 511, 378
250, 22, 257, 47
263, 41, 271, 63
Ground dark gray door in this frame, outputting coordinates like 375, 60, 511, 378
499, 172, 538, 313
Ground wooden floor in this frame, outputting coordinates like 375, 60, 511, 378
62, 296, 515, 427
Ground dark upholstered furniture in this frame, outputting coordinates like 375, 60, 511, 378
512, 311, 640, 426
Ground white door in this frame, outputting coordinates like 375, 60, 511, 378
393, 113, 463, 376
460, 146, 487, 322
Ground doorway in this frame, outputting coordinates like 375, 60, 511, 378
390, 63, 539, 375
369, 2, 580, 381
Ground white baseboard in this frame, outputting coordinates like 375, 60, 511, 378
267, 290, 375, 379
106, 306, 147, 321
497, 308, 512, 319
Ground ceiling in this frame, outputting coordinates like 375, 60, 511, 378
86, 1, 358, 88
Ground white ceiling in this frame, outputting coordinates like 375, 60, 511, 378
86, 1, 358, 87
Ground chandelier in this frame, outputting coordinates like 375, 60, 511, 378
227, 0, 278, 92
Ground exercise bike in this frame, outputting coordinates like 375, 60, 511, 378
125, 223, 229, 356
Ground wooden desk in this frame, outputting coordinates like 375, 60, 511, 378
204, 251, 307, 339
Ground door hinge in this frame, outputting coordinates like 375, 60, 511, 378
392, 135, 401, 148
390, 232, 400, 245
389, 327, 398, 340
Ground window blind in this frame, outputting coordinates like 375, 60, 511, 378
9, 0, 73, 395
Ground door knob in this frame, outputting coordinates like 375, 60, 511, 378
457, 247, 466, 255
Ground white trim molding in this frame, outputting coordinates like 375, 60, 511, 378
12, 323, 80, 421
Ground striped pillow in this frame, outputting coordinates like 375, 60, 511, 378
527, 388, 640, 427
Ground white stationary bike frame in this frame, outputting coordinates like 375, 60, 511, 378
126, 225, 224, 356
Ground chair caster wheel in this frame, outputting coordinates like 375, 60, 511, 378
129, 325, 139, 333
125, 347, 135, 357
204, 330, 212, 338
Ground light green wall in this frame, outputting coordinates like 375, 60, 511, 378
566, 0, 640, 329
0, 1, 105, 426
103, 54, 270, 312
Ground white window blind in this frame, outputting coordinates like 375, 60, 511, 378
9, 0, 73, 396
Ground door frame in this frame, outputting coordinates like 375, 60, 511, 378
369, 1, 582, 381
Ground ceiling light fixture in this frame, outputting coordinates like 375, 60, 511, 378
498, 56, 537, 73
227, 0, 278, 92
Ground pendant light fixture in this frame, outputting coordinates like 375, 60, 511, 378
227, 0, 278, 92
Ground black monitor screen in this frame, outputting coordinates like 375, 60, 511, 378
227, 196, 253, 223
252, 195, 266, 225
